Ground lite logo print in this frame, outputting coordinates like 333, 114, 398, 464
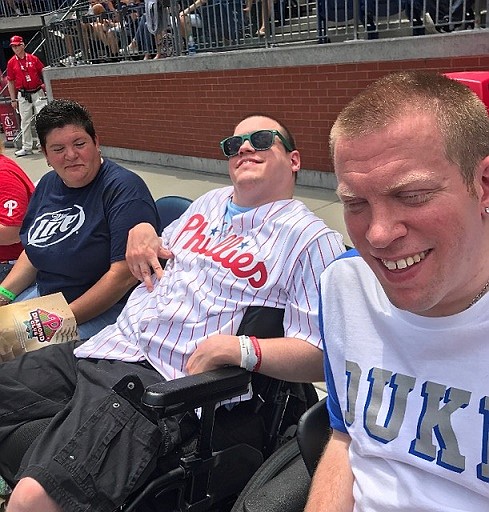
27, 205, 85, 247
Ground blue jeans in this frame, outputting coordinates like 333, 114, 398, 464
0, 263, 14, 282
14, 286, 124, 340
135, 14, 157, 53
200, 0, 245, 43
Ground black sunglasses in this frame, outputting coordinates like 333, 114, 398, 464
220, 129, 294, 158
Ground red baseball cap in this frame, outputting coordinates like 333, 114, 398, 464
9, 35, 24, 46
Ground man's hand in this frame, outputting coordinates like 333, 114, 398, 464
126, 223, 174, 291
186, 334, 241, 374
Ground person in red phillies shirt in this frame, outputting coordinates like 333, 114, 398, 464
0, 138, 35, 282
6, 35, 47, 158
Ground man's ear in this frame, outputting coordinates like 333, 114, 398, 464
478, 155, 489, 208
290, 149, 301, 174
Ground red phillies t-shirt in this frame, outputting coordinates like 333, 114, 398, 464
6, 53, 44, 91
0, 154, 35, 260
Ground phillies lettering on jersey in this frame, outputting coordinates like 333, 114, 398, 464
27, 205, 85, 247
176, 213, 267, 288
3, 199, 18, 217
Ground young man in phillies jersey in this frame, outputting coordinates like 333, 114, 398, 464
0, 114, 346, 512
306, 71, 489, 511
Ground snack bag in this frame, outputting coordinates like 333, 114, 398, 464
0, 293, 79, 362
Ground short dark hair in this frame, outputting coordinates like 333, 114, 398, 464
36, 99, 97, 149
236, 113, 297, 152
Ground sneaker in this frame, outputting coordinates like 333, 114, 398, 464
124, 43, 138, 55
14, 148, 33, 157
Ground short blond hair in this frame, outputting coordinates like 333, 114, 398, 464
330, 71, 489, 194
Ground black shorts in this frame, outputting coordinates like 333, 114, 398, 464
0, 342, 199, 512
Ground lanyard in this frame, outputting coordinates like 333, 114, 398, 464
15, 54, 34, 87
16, 54, 29, 71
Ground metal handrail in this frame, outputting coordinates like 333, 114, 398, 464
2, 0, 487, 68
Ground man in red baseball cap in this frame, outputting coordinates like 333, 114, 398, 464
9, 35, 24, 46
6, 35, 46, 157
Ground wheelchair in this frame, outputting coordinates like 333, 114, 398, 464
229, 397, 331, 512
0, 306, 318, 512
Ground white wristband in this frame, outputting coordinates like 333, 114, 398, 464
238, 335, 258, 372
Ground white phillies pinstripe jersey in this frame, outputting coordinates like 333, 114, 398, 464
74, 186, 345, 383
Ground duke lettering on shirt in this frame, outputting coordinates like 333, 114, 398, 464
345, 361, 489, 481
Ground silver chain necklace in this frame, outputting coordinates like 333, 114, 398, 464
468, 280, 489, 308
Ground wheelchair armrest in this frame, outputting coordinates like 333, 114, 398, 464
142, 366, 251, 415
297, 397, 331, 477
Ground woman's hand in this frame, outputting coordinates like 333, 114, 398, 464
126, 223, 174, 291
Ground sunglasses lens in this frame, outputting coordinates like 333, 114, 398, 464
250, 130, 274, 151
223, 136, 243, 157
221, 130, 276, 157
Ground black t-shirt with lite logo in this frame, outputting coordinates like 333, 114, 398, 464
20, 159, 159, 303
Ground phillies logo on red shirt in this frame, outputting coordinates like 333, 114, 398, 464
3, 200, 18, 217
175, 214, 268, 288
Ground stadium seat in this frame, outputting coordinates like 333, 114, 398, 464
155, 195, 193, 229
